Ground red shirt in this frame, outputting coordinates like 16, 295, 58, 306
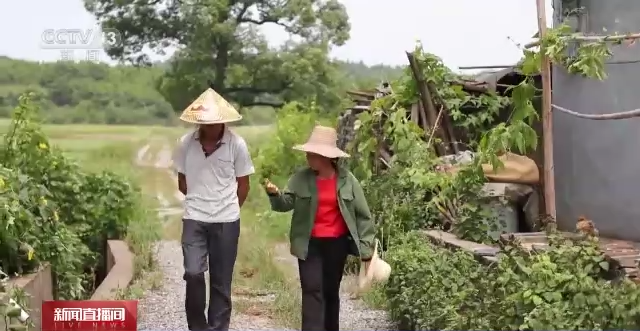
311, 175, 349, 238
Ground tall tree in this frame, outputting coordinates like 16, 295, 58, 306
84, 0, 350, 109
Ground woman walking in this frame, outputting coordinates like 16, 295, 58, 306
263, 124, 376, 331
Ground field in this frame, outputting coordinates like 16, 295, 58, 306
0, 119, 300, 325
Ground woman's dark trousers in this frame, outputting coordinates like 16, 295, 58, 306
298, 236, 349, 331
182, 219, 240, 331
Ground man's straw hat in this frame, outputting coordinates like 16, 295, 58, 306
293, 125, 349, 158
357, 239, 392, 293
179, 88, 242, 124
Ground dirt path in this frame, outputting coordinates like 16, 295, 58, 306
134, 142, 391, 330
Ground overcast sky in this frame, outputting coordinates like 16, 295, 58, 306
0, 0, 553, 72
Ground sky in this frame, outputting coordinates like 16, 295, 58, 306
0, 0, 553, 73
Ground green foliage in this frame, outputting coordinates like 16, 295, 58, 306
347, 19, 638, 331
335, 61, 404, 90
255, 101, 333, 183
0, 56, 401, 125
348, 46, 520, 245
348, 16, 622, 247
523, 22, 612, 80
0, 93, 149, 299
385, 229, 640, 330
250, 101, 336, 241
0, 57, 175, 125
88, 0, 354, 110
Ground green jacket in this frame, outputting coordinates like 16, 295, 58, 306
267, 166, 375, 260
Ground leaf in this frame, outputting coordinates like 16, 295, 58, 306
599, 261, 609, 271
532, 295, 543, 306
5, 307, 22, 318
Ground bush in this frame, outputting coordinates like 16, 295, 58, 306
0, 166, 58, 275
255, 101, 328, 182
385, 230, 640, 330
0, 93, 149, 299
251, 101, 336, 241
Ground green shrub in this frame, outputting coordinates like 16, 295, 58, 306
0, 166, 55, 275
0, 93, 147, 299
384, 232, 489, 330
255, 101, 324, 182
249, 102, 338, 243
384, 230, 640, 330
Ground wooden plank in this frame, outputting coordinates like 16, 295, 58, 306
422, 230, 499, 262
426, 231, 640, 280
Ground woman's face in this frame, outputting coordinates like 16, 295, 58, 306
305, 152, 330, 170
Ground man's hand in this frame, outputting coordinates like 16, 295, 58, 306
178, 173, 187, 195
237, 176, 250, 207
263, 179, 279, 194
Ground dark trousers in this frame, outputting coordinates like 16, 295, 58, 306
182, 219, 240, 331
298, 236, 349, 331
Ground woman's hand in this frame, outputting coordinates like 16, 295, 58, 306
263, 178, 279, 195
362, 257, 371, 270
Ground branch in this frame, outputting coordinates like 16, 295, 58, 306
552, 104, 640, 120
206, 81, 280, 95
224, 84, 291, 94
240, 16, 274, 25
525, 32, 640, 49
234, 2, 252, 23
458, 59, 640, 70
426, 106, 445, 148
242, 100, 284, 108
239, 16, 288, 30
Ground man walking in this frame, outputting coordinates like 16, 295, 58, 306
172, 88, 254, 331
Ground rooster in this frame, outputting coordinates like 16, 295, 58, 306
576, 215, 599, 237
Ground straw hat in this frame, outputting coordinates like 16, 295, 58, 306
357, 240, 392, 293
179, 88, 242, 124
293, 125, 349, 158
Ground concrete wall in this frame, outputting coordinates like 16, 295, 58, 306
2, 265, 54, 331
0, 240, 135, 331
91, 240, 135, 301
552, 0, 640, 240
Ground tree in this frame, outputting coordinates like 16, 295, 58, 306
84, 0, 351, 110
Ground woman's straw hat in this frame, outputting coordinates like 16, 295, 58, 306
357, 239, 392, 293
179, 88, 242, 124
293, 125, 349, 158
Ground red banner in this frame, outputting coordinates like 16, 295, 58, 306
42, 300, 137, 331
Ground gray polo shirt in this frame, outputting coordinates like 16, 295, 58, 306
172, 129, 255, 223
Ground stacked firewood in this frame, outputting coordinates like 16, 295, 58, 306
337, 82, 392, 152
403, 51, 460, 157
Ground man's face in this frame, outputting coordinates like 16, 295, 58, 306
200, 124, 224, 138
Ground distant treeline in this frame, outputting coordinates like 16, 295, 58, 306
0, 56, 402, 125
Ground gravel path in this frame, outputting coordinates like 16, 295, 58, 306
137, 241, 392, 330
137, 241, 286, 331
135, 142, 392, 330
274, 243, 392, 330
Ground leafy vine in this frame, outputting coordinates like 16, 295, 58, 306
346, 19, 621, 245
344, 14, 640, 331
